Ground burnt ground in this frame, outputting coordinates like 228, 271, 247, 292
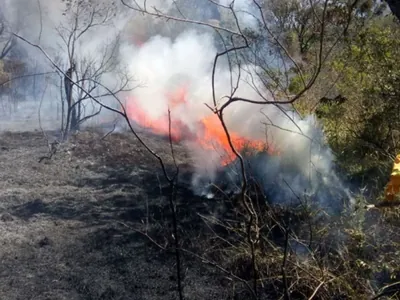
0, 129, 242, 300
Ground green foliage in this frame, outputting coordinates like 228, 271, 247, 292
316, 17, 400, 191
288, 73, 312, 94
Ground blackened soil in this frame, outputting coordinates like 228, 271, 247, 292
0, 129, 241, 300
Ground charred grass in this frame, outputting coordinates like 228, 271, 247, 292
0, 129, 399, 299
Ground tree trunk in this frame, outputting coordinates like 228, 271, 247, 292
70, 103, 79, 131
64, 63, 77, 137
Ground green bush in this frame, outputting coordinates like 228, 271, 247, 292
314, 17, 400, 192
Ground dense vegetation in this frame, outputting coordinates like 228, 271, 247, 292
278, 1, 400, 195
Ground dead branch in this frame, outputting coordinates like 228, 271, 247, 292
38, 140, 60, 163
121, 0, 240, 36
308, 280, 325, 300
0, 20, 15, 59
100, 123, 116, 140
117, 221, 167, 250
282, 225, 291, 300
370, 280, 400, 300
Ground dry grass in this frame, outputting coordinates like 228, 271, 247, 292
0, 129, 226, 300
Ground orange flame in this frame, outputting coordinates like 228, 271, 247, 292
198, 114, 269, 165
125, 85, 279, 166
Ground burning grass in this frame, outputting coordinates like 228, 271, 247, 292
0, 129, 399, 299
124, 84, 280, 167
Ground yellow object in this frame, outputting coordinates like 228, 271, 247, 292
385, 154, 400, 201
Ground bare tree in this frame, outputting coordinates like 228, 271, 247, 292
0, 23, 14, 60
55, 1, 132, 138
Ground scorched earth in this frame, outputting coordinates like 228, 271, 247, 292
0, 129, 237, 300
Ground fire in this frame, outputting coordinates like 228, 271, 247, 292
198, 115, 268, 165
165, 85, 188, 109
125, 97, 193, 142
124, 85, 279, 166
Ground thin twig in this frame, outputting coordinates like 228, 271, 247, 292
308, 281, 325, 300
370, 281, 400, 300
282, 225, 291, 300
100, 123, 116, 140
